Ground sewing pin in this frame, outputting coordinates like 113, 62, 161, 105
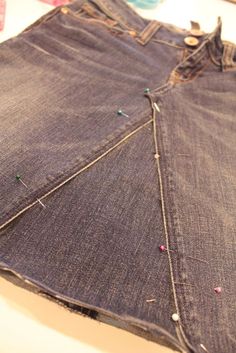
200, 344, 210, 353
214, 287, 222, 294
146, 298, 156, 303
171, 313, 179, 322
117, 109, 129, 118
159, 245, 174, 253
16, 174, 46, 209
153, 102, 160, 112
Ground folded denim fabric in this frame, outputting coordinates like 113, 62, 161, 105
0, 1, 235, 352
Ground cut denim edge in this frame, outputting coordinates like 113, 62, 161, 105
0, 264, 186, 353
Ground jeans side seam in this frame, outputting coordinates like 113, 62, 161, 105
0, 118, 152, 232
146, 95, 198, 353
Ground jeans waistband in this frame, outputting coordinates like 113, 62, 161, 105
170, 18, 236, 83
68, 0, 236, 76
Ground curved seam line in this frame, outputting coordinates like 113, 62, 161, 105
2, 111, 151, 222
0, 118, 152, 232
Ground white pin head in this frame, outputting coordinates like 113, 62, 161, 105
171, 313, 179, 322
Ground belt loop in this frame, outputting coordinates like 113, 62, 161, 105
89, 0, 130, 30
189, 20, 204, 37
137, 20, 161, 45
81, 2, 107, 20
222, 42, 236, 71
190, 21, 201, 30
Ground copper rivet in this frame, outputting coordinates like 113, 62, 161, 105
61, 7, 68, 14
129, 30, 137, 37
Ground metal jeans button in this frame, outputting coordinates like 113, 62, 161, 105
184, 36, 199, 46
190, 29, 204, 37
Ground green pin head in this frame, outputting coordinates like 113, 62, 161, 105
117, 109, 123, 116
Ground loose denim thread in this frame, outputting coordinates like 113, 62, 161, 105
160, 246, 208, 265
0, 119, 152, 232
186, 255, 209, 265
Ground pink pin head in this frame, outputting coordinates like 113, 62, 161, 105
39, 0, 70, 5
0, 0, 6, 32
214, 287, 222, 294
159, 245, 167, 252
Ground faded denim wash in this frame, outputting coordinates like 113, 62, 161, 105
0, 1, 235, 352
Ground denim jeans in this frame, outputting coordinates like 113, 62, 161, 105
0, 1, 235, 352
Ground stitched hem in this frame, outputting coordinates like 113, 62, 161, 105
0, 263, 188, 352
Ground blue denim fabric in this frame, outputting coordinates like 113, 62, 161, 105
0, 1, 235, 352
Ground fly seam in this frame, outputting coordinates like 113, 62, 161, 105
173, 51, 208, 82
0, 118, 152, 232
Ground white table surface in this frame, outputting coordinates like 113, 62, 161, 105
0, 1, 235, 353
0, 0, 236, 43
